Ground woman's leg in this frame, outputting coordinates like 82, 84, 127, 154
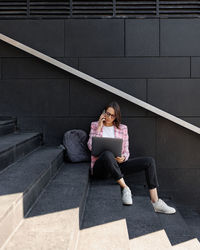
117, 178, 127, 189
119, 157, 176, 213
119, 157, 159, 201
149, 188, 159, 203
93, 150, 124, 181
93, 150, 129, 188
92, 151, 133, 205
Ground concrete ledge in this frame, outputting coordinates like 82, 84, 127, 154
129, 230, 171, 250
2, 162, 90, 250
78, 219, 130, 250
0, 117, 17, 136
171, 238, 200, 250
0, 117, 17, 125
79, 177, 131, 249
0, 146, 64, 248
0, 132, 42, 172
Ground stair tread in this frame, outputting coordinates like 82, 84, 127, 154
3, 162, 90, 250
81, 181, 124, 229
0, 117, 16, 125
0, 120, 15, 126
81, 179, 197, 248
123, 196, 164, 239
80, 180, 130, 250
124, 196, 195, 245
27, 162, 90, 217
155, 200, 196, 245
0, 121, 16, 137
0, 132, 41, 153
177, 206, 200, 241
78, 219, 130, 250
170, 238, 200, 249
129, 229, 172, 250
0, 146, 63, 221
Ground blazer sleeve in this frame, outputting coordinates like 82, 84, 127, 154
87, 122, 102, 151
121, 125, 130, 161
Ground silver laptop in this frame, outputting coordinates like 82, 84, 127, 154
91, 137, 123, 157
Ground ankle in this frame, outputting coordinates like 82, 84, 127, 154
151, 198, 159, 203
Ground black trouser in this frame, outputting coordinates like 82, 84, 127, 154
92, 150, 159, 189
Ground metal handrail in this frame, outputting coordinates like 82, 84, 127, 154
0, 32, 199, 135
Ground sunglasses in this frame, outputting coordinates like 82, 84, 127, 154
105, 111, 116, 118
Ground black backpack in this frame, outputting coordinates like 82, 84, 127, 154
63, 129, 91, 162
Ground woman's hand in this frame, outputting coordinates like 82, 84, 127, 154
115, 156, 125, 163
97, 112, 106, 132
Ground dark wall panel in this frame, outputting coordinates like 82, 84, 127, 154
2, 57, 78, 79
148, 79, 200, 116
158, 168, 200, 208
160, 19, 200, 56
79, 57, 190, 78
0, 79, 70, 116
0, 18, 199, 209
17, 117, 91, 146
156, 118, 200, 169
69, 78, 146, 117
0, 20, 64, 57
0, 41, 30, 57
123, 117, 156, 159
17, 116, 156, 159
126, 19, 159, 56
100, 79, 147, 102
65, 19, 124, 57
191, 57, 200, 78
183, 117, 200, 128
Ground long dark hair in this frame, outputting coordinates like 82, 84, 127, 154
104, 101, 121, 129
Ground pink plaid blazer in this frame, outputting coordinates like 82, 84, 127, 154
87, 121, 130, 174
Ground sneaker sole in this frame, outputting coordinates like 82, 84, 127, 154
123, 202, 133, 206
154, 209, 176, 214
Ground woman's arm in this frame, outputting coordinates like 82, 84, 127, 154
87, 112, 106, 151
115, 125, 130, 163
121, 125, 130, 161
87, 122, 102, 151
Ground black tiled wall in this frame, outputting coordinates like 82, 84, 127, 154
0, 19, 200, 208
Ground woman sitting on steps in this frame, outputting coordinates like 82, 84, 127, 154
87, 101, 176, 214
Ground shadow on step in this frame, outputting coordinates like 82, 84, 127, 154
81, 177, 198, 246
2, 158, 197, 247
25, 162, 90, 228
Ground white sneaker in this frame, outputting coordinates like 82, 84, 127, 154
151, 199, 176, 214
122, 186, 133, 205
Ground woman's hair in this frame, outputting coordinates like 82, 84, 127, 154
104, 101, 121, 128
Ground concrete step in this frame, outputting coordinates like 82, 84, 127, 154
0, 146, 64, 248
129, 229, 172, 250
2, 162, 90, 250
0, 117, 17, 136
78, 219, 130, 250
156, 199, 197, 246
0, 131, 42, 172
170, 238, 200, 250
79, 178, 130, 250
121, 195, 164, 240
122, 194, 197, 246
177, 206, 200, 242
80, 178, 199, 250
